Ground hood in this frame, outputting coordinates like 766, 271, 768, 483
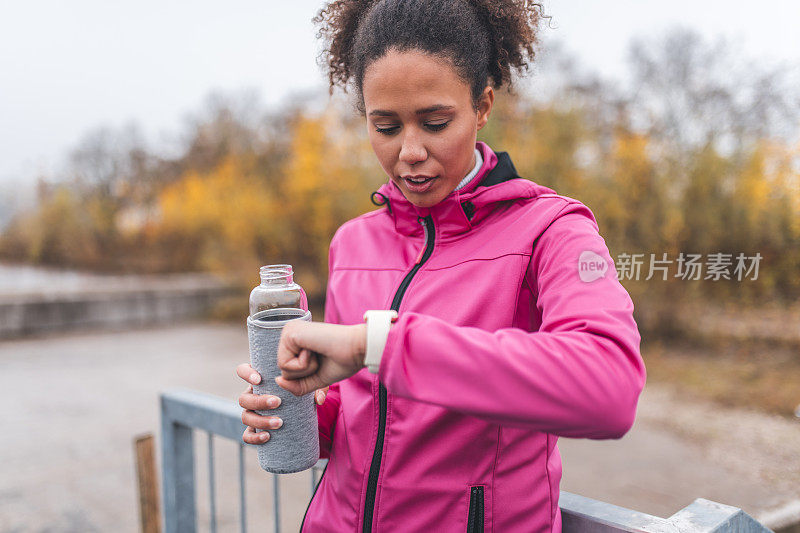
371, 141, 557, 238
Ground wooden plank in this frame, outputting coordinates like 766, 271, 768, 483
135, 433, 162, 533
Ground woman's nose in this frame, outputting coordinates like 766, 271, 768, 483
398, 129, 428, 165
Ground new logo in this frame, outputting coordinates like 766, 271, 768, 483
578, 251, 609, 282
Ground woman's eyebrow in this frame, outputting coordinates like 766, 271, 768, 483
416, 104, 455, 114
368, 105, 455, 117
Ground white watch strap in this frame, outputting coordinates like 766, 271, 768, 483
363, 310, 398, 373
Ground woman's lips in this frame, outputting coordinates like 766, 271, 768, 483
403, 176, 437, 193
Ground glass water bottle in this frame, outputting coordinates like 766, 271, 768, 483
246, 263, 317, 473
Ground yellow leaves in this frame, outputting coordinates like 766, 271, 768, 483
17, 186, 101, 265
156, 154, 278, 273
284, 114, 333, 240
612, 133, 652, 193
729, 139, 800, 244
738, 143, 770, 222
280, 107, 377, 276
151, 101, 378, 289
479, 100, 587, 197
167, 157, 269, 233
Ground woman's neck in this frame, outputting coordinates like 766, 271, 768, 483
453, 148, 483, 191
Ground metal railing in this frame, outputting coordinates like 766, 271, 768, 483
160, 388, 773, 533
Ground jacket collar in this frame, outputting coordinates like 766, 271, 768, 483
371, 141, 556, 239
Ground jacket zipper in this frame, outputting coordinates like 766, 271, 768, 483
467, 485, 485, 533
362, 214, 435, 533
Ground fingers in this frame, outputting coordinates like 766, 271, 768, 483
240, 384, 327, 406
280, 349, 308, 373
315, 389, 326, 405
315, 386, 329, 405
238, 390, 282, 411
280, 348, 320, 379
236, 363, 261, 385
275, 374, 324, 397
242, 409, 283, 430
241, 407, 283, 445
243, 425, 270, 445
276, 322, 319, 376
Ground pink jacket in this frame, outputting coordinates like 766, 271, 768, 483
302, 141, 647, 532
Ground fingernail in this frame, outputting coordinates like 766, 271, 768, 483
260, 432, 269, 442
267, 397, 280, 408
250, 373, 261, 384
270, 418, 283, 429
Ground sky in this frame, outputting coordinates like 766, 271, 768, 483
1, 0, 799, 188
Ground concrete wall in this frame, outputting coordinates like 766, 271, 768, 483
0, 283, 235, 338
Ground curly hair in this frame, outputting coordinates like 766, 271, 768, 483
313, 0, 548, 114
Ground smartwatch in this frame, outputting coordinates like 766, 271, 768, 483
362, 310, 398, 373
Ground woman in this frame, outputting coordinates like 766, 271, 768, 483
237, 1, 646, 531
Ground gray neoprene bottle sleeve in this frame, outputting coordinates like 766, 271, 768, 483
247, 307, 319, 474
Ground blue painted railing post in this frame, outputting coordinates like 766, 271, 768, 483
161, 396, 197, 533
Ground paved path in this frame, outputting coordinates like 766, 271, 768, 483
1, 324, 797, 532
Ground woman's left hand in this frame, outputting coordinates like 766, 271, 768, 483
275, 321, 368, 396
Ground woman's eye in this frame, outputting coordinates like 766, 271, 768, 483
374, 121, 450, 135
426, 121, 449, 131
375, 125, 399, 135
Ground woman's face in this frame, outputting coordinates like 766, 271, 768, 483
362, 49, 493, 208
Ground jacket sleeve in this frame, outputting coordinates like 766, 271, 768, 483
378, 204, 647, 440
317, 238, 342, 459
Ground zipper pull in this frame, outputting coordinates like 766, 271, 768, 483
414, 247, 425, 265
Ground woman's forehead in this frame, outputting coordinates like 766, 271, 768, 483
363, 50, 471, 112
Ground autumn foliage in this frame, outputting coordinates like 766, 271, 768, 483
1, 31, 798, 332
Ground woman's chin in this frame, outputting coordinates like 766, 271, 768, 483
404, 190, 446, 208
395, 180, 453, 208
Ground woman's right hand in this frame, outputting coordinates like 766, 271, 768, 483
237, 363, 328, 445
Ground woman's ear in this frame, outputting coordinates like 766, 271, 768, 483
476, 86, 494, 130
